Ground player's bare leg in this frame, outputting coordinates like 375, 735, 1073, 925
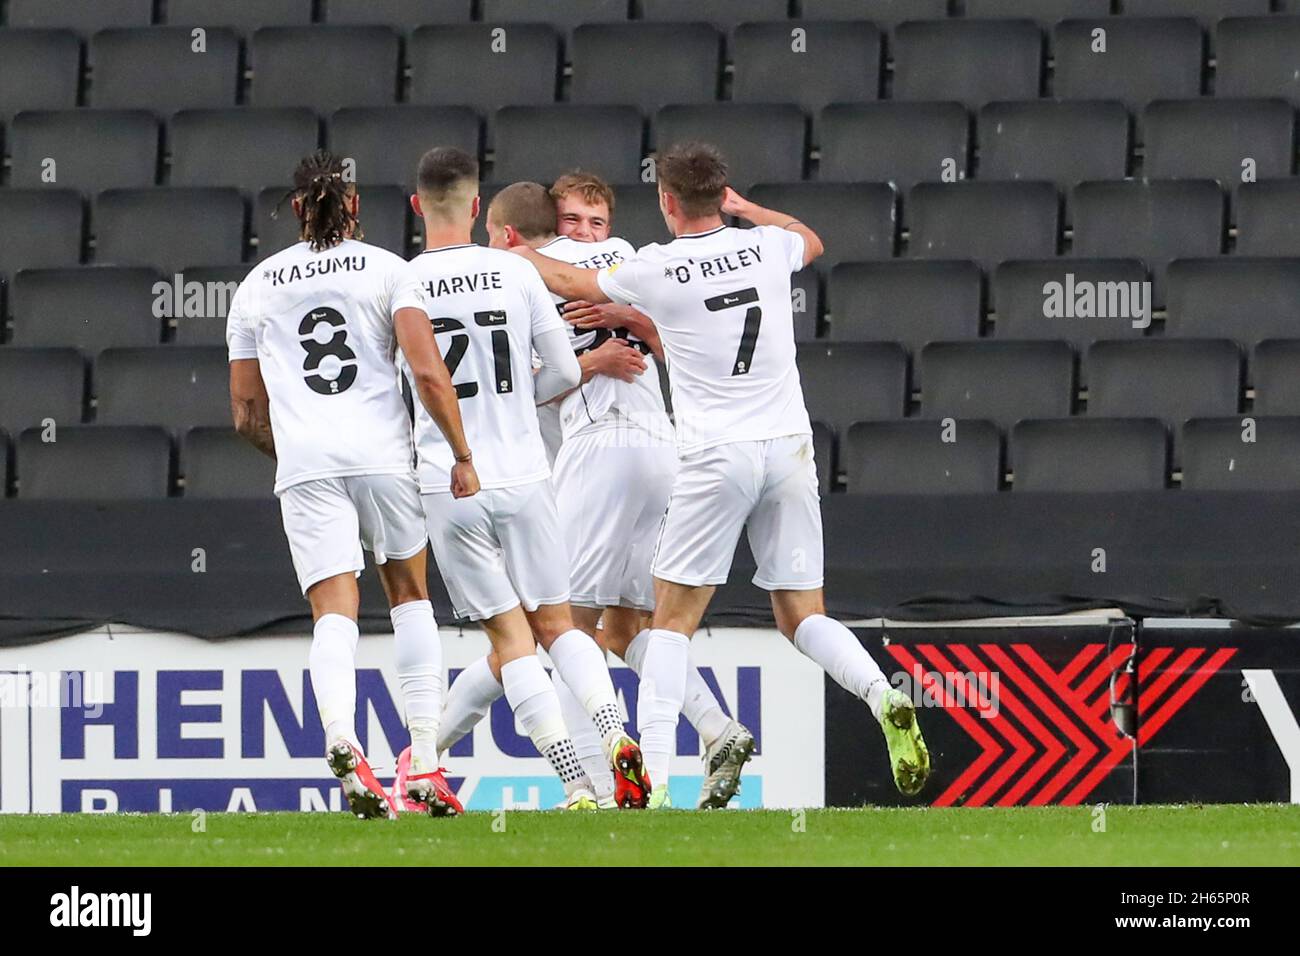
529, 601, 650, 807
307, 572, 396, 820
607, 605, 753, 808
377, 552, 461, 815
772, 588, 930, 795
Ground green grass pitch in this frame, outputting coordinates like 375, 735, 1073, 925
2, 805, 1298, 866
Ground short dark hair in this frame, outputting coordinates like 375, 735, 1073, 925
416, 146, 479, 200
489, 182, 558, 240
657, 142, 727, 219
550, 170, 616, 218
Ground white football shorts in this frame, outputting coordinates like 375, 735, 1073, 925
422, 478, 571, 621
652, 433, 824, 591
552, 423, 678, 611
278, 473, 429, 595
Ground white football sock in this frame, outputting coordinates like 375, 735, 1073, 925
391, 599, 442, 773
636, 628, 689, 791
625, 629, 731, 750
309, 613, 360, 751
546, 629, 625, 752
502, 656, 588, 796
552, 669, 615, 802
793, 614, 889, 720
437, 654, 503, 756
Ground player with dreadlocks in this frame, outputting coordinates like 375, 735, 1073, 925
226, 150, 479, 819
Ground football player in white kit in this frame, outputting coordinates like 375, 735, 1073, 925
227, 151, 478, 820
512, 143, 931, 807
405, 147, 652, 808
484, 176, 758, 809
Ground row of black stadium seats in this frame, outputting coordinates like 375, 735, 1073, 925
10, 340, 1300, 449
3, 17, 1300, 125
6, 2, 1299, 39
2, 96, 1297, 204
2, 415, 1297, 501
810, 415, 1300, 495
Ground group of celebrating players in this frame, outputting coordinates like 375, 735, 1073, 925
225, 140, 930, 816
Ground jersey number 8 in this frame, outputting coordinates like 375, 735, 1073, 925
299, 306, 357, 395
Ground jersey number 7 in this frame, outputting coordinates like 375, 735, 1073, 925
432, 310, 514, 399
706, 287, 761, 376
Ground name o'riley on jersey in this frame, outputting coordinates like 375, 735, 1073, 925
263, 255, 367, 287
422, 270, 504, 298
663, 244, 765, 284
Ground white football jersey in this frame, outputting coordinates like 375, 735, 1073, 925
596, 224, 811, 454
536, 234, 669, 441
225, 239, 424, 495
405, 243, 564, 493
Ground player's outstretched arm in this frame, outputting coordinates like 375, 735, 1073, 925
563, 301, 664, 361
511, 245, 610, 304
229, 359, 276, 459
721, 186, 824, 268
394, 306, 480, 498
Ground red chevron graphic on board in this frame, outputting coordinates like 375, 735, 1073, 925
884, 643, 1237, 806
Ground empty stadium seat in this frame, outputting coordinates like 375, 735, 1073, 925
1235, 180, 1300, 256
642, 0, 788, 34
1143, 100, 1295, 189
747, 184, 896, 271
812, 420, 834, 493
908, 182, 1060, 276
655, 105, 806, 189
250, 27, 401, 112
1121, 0, 1269, 31
170, 266, 246, 346
0, 348, 85, 435
797, 342, 909, 440
169, 109, 319, 195
1011, 418, 1168, 492
254, 185, 410, 258
893, 20, 1044, 108
1086, 340, 1242, 431
409, 24, 560, 115
1054, 18, 1204, 112
963, 0, 1110, 28
829, 261, 982, 356
96, 347, 230, 431
818, 102, 970, 192
570, 24, 720, 113
0, 429, 9, 494
93, 188, 246, 276
9, 111, 159, 192
482, 0, 626, 43
7, 0, 151, 34
1166, 258, 1300, 346
731, 21, 882, 117
609, 185, 672, 248
16, 425, 171, 499
166, 0, 312, 34
1181, 416, 1300, 490
493, 106, 643, 185
329, 107, 480, 192
1216, 17, 1300, 105
0, 190, 83, 283
977, 100, 1130, 191
1071, 180, 1224, 306
844, 419, 1002, 495
327, 0, 472, 30
10, 267, 163, 356
921, 340, 1076, 431
802, 0, 949, 40
0, 30, 80, 121
1252, 340, 1300, 414
791, 269, 822, 342
181, 427, 277, 498
89, 28, 240, 114
992, 259, 1150, 347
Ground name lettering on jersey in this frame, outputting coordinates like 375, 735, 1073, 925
264, 255, 367, 287
665, 245, 764, 284
570, 250, 624, 270
423, 272, 504, 298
